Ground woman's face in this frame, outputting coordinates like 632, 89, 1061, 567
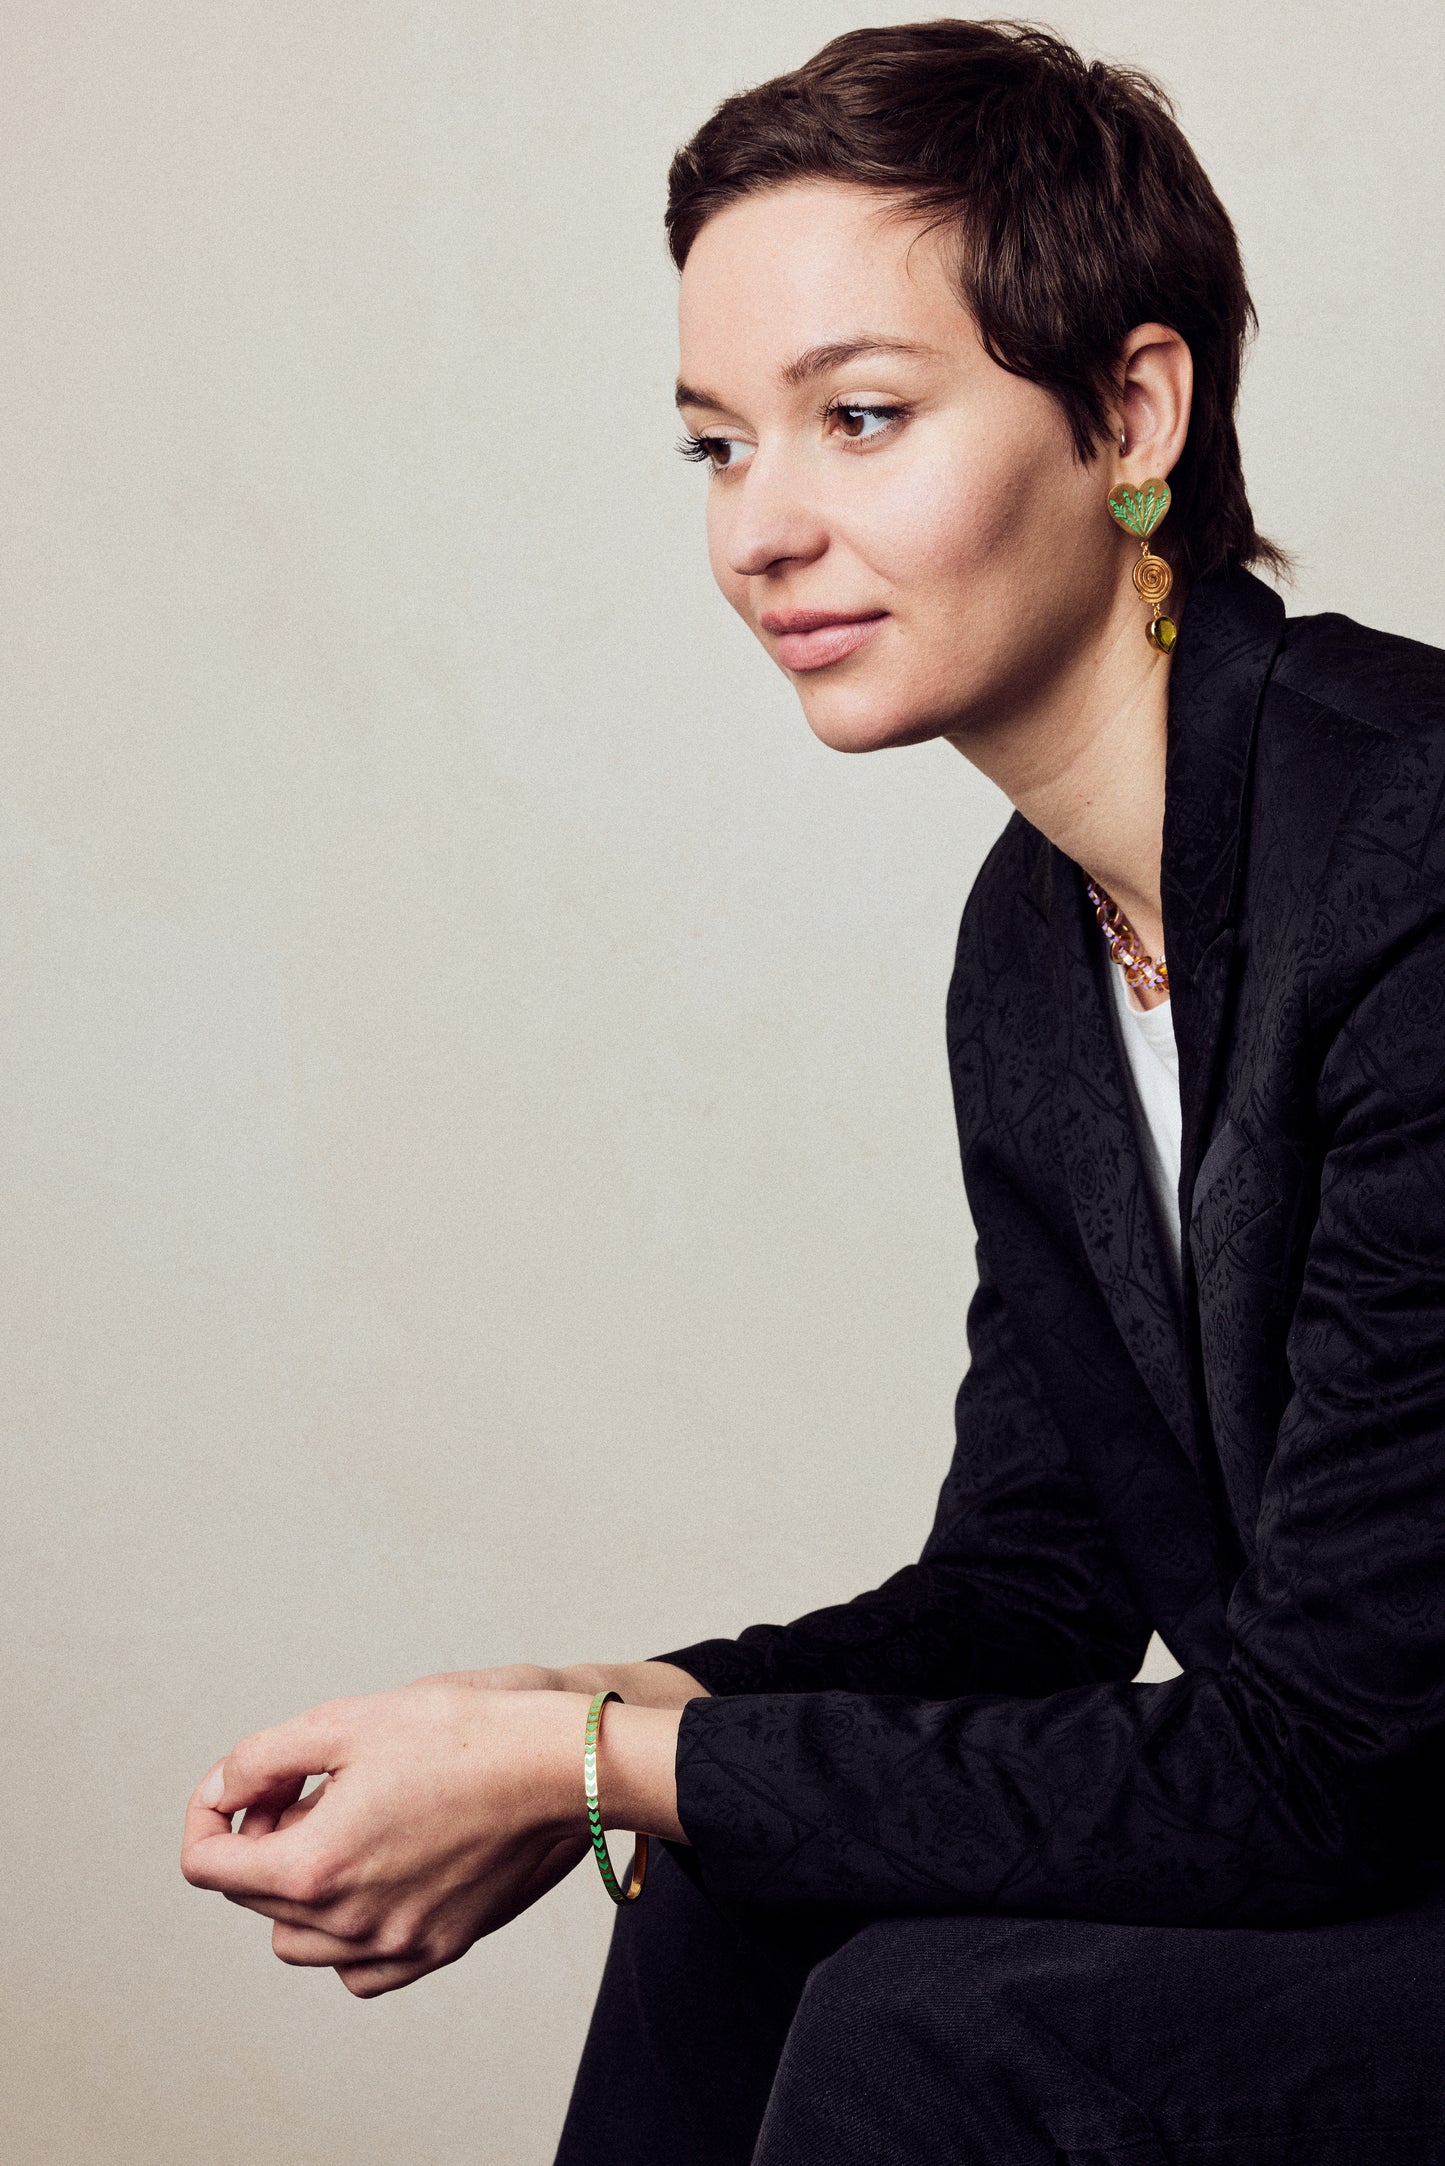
676, 181, 1123, 756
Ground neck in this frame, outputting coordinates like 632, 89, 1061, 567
946, 584, 1182, 970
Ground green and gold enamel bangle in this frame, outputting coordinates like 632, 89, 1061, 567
583, 1689, 649, 1903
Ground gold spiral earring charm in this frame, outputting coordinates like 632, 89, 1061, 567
1132, 550, 1172, 605
1107, 477, 1178, 653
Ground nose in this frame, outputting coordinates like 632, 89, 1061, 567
718, 450, 829, 580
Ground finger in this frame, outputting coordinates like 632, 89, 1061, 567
276, 1780, 328, 1832
182, 1761, 236, 1858
272, 1918, 382, 1967
181, 1709, 347, 1894
335, 1956, 431, 1999
236, 1805, 283, 1838
238, 1774, 310, 1840
182, 1793, 344, 1903
222, 1884, 367, 1934
239, 1779, 326, 1842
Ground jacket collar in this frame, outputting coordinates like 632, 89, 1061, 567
1050, 566, 1286, 1480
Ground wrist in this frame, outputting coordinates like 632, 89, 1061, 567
556, 1660, 609, 1700
557, 1658, 710, 1709
540, 1686, 687, 1845
524, 1689, 599, 1841
593, 1699, 686, 1842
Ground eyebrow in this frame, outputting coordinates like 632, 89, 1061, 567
674, 336, 940, 413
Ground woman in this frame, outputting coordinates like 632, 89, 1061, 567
182, 22, 1445, 2161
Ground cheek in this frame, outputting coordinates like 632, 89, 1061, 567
799, 441, 1081, 748
848, 452, 1019, 605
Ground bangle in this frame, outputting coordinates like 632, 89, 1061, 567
583, 1689, 649, 1903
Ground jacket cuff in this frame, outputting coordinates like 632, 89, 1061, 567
645, 1637, 775, 1698
669, 1687, 993, 1911
669, 1689, 833, 1902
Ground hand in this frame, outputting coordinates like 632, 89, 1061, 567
181, 1680, 592, 1998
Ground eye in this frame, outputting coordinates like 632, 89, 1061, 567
676, 431, 753, 473
824, 401, 907, 444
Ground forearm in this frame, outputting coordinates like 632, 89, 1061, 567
669, 1661, 1392, 1926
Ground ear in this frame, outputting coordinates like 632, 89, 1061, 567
1111, 323, 1193, 480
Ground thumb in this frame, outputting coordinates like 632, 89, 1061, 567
182, 1705, 353, 1898
199, 1703, 347, 1815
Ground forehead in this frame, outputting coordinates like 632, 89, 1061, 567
677, 182, 972, 368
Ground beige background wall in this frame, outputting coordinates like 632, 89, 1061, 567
2, 3, 1442, 2159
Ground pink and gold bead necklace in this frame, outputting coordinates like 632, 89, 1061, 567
1085, 877, 1169, 997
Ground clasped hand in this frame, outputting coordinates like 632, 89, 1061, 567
181, 1666, 594, 1999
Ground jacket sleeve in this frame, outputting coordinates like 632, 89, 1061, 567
667, 917, 1445, 1926
650, 1244, 1152, 1701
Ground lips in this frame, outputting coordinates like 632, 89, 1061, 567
759, 610, 888, 673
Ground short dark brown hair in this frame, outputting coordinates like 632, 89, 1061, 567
666, 19, 1287, 591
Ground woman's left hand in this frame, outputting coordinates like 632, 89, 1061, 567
181, 1679, 594, 1998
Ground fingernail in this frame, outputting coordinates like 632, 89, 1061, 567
200, 1765, 225, 1807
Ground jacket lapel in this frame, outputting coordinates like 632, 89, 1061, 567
1051, 846, 1196, 1458
1051, 568, 1287, 1482
1160, 570, 1286, 1246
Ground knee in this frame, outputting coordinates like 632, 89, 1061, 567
773, 1920, 986, 2110
753, 1918, 1047, 2166
791, 1915, 1005, 2050
791, 1920, 928, 2040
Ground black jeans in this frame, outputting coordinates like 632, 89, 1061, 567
555, 1840, 1445, 2163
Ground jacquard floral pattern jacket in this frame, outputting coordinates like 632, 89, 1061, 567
653, 566, 1445, 1928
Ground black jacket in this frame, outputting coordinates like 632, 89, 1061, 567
652, 565, 1445, 1929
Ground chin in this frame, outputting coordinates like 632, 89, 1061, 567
794, 682, 951, 756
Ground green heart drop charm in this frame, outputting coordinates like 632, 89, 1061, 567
1107, 475, 1176, 651
1107, 477, 1171, 539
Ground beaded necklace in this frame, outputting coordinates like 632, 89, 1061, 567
1084, 876, 1169, 997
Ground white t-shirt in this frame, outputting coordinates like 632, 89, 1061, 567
1103, 943, 1183, 1284
1102, 942, 1189, 1681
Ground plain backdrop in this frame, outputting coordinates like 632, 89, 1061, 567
2, 3, 1443, 2160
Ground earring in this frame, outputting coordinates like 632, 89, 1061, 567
1106, 477, 1176, 653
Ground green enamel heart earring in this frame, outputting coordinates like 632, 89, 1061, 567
1106, 475, 1177, 653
